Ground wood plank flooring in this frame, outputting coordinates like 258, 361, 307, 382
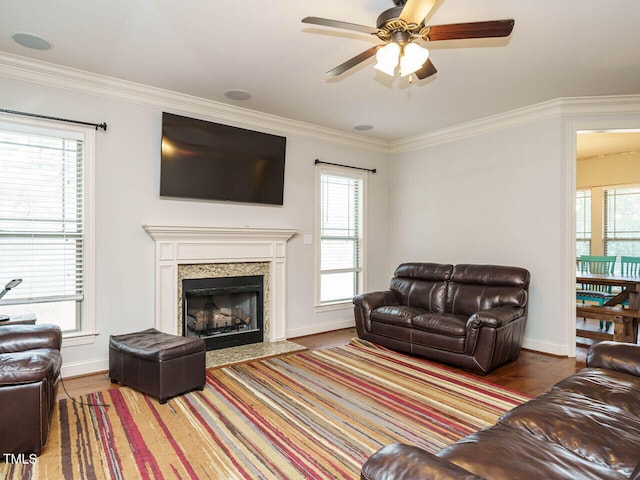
58, 327, 587, 400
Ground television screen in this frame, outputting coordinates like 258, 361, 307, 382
160, 112, 286, 205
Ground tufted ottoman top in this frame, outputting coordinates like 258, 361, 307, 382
109, 328, 205, 361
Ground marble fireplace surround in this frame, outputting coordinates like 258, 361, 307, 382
143, 226, 297, 352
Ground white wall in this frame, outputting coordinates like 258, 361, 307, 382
389, 119, 567, 353
0, 74, 391, 376
387, 98, 640, 356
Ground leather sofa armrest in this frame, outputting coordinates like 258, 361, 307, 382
353, 290, 401, 336
0, 324, 62, 354
353, 290, 400, 313
464, 306, 526, 358
361, 444, 483, 480
467, 305, 525, 330
586, 341, 640, 378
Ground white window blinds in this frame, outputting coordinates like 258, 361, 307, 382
320, 171, 363, 304
0, 125, 84, 305
603, 186, 640, 260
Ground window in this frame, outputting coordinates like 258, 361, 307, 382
576, 189, 592, 257
604, 186, 640, 263
0, 116, 95, 340
318, 168, 365, 306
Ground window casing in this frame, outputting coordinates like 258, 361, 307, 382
0, 116, 95, 342
317, 168, 365, 306
576, 189, 592, 258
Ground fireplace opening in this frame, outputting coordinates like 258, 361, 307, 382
182, 275, 264, 351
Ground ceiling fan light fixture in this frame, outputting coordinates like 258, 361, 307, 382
374, 42, 401, 76
400, 43, 429, 77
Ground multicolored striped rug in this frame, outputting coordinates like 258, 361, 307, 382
4, 339, 530, 479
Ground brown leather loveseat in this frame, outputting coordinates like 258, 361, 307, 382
361, 341, 640, 479
0, 324, 62, 456
353, 263, 530, 374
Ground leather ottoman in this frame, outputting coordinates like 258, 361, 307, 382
109, 328, 206, 404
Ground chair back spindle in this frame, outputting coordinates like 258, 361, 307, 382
620, 256, 640, 277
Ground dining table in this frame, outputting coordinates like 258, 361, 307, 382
576, 271, 640, 309
576, 271, 640, 343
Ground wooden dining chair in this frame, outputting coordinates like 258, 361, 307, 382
577, 255, 617, 330
618, 256, 640, 313
621, 256, 640, 277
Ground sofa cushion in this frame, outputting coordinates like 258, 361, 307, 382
390, 263, 453, 313
394, 262, 454, 282
447, 264, 530, 316
370, 305, 425, 327
587, 341, 640, 377
497, 389, 640, 477
412, 330, 466, 353
412, 312, 467, 337
552, 367, 640, 417
438, 424, 627, 480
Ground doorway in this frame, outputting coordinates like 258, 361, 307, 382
575, 129, 640, 346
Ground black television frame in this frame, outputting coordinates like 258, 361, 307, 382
160, 112, 286, 205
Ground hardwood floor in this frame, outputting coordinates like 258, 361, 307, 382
58, 327, 587, 400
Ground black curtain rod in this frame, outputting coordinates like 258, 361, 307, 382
314, 159, 376, 174
0, 108, 107, 131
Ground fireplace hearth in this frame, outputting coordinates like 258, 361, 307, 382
182, 275, 264, 351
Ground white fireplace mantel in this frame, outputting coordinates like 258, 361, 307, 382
143, 225, 297, 342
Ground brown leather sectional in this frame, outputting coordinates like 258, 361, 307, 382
0, 324, 62, 456
361, 341, 640, 479
354, 263, 530, 374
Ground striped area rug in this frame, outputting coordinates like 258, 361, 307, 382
4, 339, 530, 479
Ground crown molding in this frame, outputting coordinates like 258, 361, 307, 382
559, 95, 640, 117
391, 95, 640, 153
0, 52, 388, 153
390, 99, 564, 153
2, 52, 639, 156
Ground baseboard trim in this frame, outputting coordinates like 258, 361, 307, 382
522, 338, 570, 357
288, 319, 355, 339
61, 358, 109, 378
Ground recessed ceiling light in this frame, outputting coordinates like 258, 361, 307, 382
224, 89, 252, 101
354, 124, 374, 131
12, 33, 52, 50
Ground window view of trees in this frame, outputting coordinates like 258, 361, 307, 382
604, 187, 640, 259
577, 186, 640, 274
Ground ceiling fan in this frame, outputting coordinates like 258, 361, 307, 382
302, 0, 514, 81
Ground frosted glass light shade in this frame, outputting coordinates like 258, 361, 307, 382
400, 43, 429, 77
374, 43, 400, 76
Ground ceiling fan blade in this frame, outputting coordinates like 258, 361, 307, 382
302, 17, 379, 35
399, 0, 437, 25
325, 46, 381, 76
414, 58, 437, 80
425, 19, 515, 41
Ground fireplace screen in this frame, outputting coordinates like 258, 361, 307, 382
182, 275, 264, 350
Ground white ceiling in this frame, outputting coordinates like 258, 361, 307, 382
1, 0, 640, 141
577, 131, 640, 160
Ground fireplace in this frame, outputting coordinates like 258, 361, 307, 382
182, 275, 264, 350
143, 225, 296, 344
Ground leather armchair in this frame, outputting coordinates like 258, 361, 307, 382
0, 324, 62, 456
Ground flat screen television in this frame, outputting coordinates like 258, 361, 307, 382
160, 112, 286, 205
